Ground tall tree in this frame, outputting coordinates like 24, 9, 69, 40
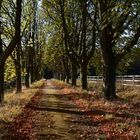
97, 0, 140, 99
0, 0, 4, 104
59, 0, 97, 89
0, 0, 22, 103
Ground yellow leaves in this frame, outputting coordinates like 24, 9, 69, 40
4, 56, 16, 82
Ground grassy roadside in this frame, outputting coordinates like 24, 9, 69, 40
52, 79, 140, 139
0, 79, 46, 138
53, 79, 140, 102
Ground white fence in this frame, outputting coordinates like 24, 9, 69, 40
87, 75, 140, 86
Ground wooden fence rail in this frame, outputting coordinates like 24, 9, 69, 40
87, 75, 140, 86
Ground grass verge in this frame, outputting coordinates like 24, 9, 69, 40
0, 79, 45, 138
52, 79, 140, 139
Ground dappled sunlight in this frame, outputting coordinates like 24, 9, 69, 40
52, 80, 140, 139
0, 80, 45, 139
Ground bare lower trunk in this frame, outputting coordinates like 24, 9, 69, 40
0, 0, 4, 104
0, 64, 4, 104
16, 64, 22, 93
71, 64, 77, 86
65, 67, 70, 84
66, 76, 70, 84
29, 44, 35, 83
103, 59, 116, 99
61, 74, 65, 81
81, 63, 88, 90
16, 39, 22, 93
25, 71, 30, 88
63, 57, 70, 84
30, 57, 34, 83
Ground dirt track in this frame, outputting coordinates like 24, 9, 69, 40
2, 80, 95, 140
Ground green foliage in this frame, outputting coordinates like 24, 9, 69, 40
117, 48, 140, 75
1, 0, 140, 94
4, 57, 16, 82
43, 31, 65, 73
4, 56, 28, 82
90, 48, 103, 75
90, 47, 140, 75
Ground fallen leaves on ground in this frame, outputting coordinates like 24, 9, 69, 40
53, 80, 140, 140
7, 92, 42, 139
2, 80, 140, 140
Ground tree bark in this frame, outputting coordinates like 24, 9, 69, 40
102, 55, 116, 99
0, 0, 4, 104
15, 47, 22, 93
98, 1, 117, 99
101, 42, 117, 99
71, 64, 77, 86
0, 64, 4, 104
15, 32, 22, 93
29, 47, 35, 83
25, 66, 30, 88
63, 56, 70, 83
0, 0, 22, 103
81, 62, 88, 90
15, 63, 22, 93
11, 49, 22, 93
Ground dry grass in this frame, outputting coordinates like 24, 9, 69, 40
0, 79, 45, 123
116, 85, 140, 102
31, 79, 45, 88
53, 80, 140, 139
87, 81, 140, 102
53, 79, 140, 102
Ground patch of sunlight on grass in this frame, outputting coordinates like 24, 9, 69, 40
105, 114, 113, 120
87, 81, 140, 102
52, 79, 71, 88
116, 123, 128, 132
0, 79, 45, 123
52, 79, 140, 103
88, 82, 103, 92
31, 79, 45, 88
117, 87, 140, 102
135, 127, 140, 140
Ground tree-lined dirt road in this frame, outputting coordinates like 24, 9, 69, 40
2, 80, 94, 140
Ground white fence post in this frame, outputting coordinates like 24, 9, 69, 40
121, 76, 123, 85
132, 75, 135, 86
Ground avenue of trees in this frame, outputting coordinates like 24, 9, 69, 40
0, 0, 140, 103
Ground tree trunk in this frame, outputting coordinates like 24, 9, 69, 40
25, 68, 30, 88
66, 76, 70, 84
63, 57, 70, 84
15, 63, 22, 93
81, 62, 88, 90
102, 53, 116, 99
0, 0, 22, 103
0, 64, 4, 104
66, 65, 70, 84
71, 64, 77, 86
0, 0, 4, 104
30, 47, 35, 83
98, 1, 117, 99
15, 33, 22, 93
61, 74, 65, 81
100, 32, 117, 99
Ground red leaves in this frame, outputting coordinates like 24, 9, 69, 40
55, 81, 140, 139
7, 93, 42, 139
6, 80, 140, 140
